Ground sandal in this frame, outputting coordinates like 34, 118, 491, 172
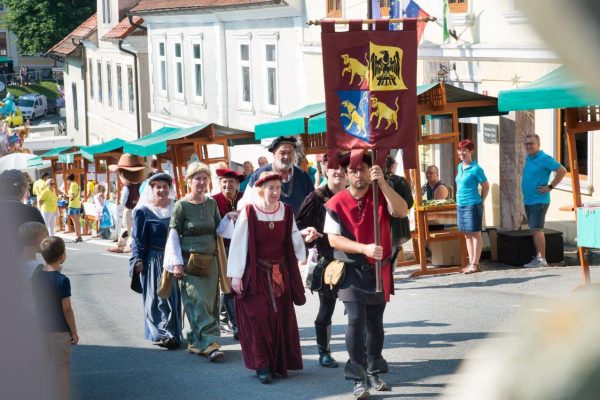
460, 264, 471, 273
463, 264, 480, 274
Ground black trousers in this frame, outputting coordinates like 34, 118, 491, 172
314, 287, 337, 328
343, 301, 386, 367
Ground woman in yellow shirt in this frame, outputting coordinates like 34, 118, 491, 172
66, 174, 83, 242
38, 178, 59, 236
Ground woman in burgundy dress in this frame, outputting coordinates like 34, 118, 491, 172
227, 171, 319, 384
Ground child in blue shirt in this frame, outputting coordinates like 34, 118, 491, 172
31, 236, 78, 400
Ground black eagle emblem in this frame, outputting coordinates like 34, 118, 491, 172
370, 50, 401, 87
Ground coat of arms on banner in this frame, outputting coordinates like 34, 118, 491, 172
321, 20, 418, 168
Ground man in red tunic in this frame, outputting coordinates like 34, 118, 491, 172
324, 152, 408, 399
212, 168, 244, 340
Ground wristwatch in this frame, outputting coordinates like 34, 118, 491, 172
548, 184, 553, 190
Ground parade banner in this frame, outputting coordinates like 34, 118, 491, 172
321, 19, 417, 168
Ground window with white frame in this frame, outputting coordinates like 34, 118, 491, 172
264, 43, 278, 108
192, 42, 204, 101
88, 59, 94, 99
173, 42, 184, 97
116, 64, 123, 110
97, 60, 103, 103
158, 41, 167, 94
128, 65, 135, 114
239, 42, 252, 106
106, 62, 113, 107
102, 0, 111, 24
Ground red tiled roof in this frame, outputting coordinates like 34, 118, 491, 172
131, 0, 282, 14
46, 13, 97, 57
102, 16, 145, 41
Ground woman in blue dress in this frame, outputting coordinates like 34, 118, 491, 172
129, 173, 183, 349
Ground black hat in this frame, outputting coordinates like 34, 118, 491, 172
267, 136, 298, 153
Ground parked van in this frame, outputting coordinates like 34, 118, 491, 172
17, 94, 47, 119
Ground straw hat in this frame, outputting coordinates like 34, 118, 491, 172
108, 153, 146, 172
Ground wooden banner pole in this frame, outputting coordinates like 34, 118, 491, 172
307, 16, 436, 26
371, 149, 383, 293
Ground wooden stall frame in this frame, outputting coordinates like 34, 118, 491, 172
403, 82, 501, 277
564, 106, 600, 285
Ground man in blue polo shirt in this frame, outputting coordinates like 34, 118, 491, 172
521, 133, 567, 267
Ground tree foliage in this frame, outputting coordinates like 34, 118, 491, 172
4, 0, 96, 55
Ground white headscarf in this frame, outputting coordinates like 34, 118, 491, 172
135, 173, 177, 217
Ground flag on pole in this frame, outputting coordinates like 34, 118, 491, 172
404, 0, 430, 43
389, 0, 402, 30
320, 19, 418, 168
442, 0, 456, 42
372, 0, 382, 19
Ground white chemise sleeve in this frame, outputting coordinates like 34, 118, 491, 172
163, 228, 184, 273
227, 207, 249, 278
291, 217, 306, 263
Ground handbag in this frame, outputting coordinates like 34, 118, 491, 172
323, 260, 345, 288
309, 257, 327, 292
99, 203, 113, 229
157, 268, 174, 299
186, 253, 214, 277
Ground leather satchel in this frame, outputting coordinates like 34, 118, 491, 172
157, 268, 173, 299
323, 260, 345, 288
186, 253, 214, 277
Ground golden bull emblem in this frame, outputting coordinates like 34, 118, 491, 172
370, 96, 399, 130
340, 53, 369, 86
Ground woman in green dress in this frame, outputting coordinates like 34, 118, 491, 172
164, 162, 224, 361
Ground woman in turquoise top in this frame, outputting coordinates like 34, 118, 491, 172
455, 139, 489, 274
165, 162, 224, 361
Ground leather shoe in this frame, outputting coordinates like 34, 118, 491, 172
208, 348, 224, 362
153, 337, 179, 350
257, 368, 272, 384
353, 379, 370, 399
367, 372, 390, 391
233, 327, 239, 341
319, 353, 338, 368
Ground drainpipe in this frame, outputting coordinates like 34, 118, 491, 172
118, 40, 141, 139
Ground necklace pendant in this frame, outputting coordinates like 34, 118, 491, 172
268, 221, 275, 230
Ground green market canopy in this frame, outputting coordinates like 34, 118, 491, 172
81, 138, 127, 160
498, 66, 600, 112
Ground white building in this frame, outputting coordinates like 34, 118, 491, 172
47, 0, 151, 145
130, 0, 306, 134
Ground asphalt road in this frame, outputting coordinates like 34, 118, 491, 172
63, 237, 599, 399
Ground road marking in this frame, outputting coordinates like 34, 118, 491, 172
65, 247, 81, 251
102, 253, 130, 259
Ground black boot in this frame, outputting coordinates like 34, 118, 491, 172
316, 325, 338, 368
